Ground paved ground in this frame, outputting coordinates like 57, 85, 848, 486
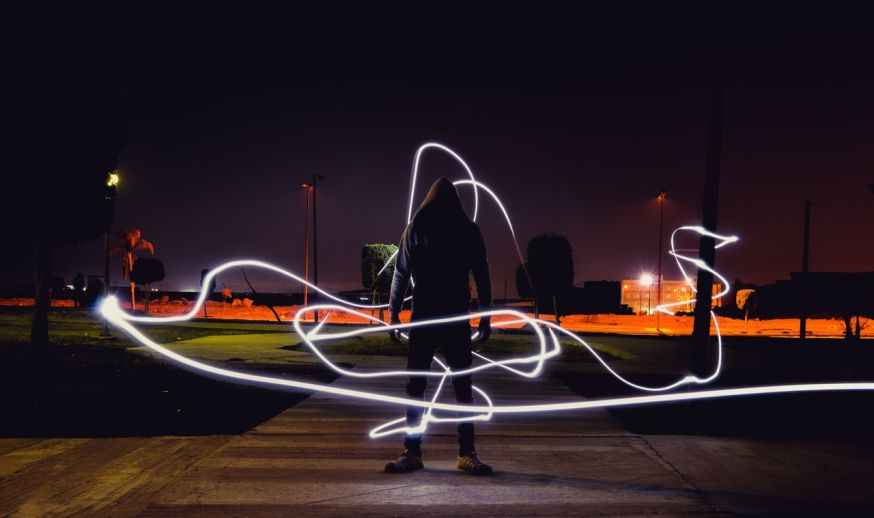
3, 352, 874, 516
140, 356, 713, 516
0, 435, 233, 516
142, 355, 874, 516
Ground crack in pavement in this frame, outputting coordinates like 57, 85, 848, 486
634, 435, 720, 514
305, 483, 421, 505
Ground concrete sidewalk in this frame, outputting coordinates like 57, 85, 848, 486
140, 356, 715, 516
5, 354, 874, 515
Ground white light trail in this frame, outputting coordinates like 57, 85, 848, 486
99, 298, 874, 414
101, 143, 874, 439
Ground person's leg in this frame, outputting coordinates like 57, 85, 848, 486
404, 327, 436, 455
442, 324, 475, 456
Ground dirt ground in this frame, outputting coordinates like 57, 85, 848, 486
17, 298, 862, 339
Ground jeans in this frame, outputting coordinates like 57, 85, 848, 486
403, 322, 475, 456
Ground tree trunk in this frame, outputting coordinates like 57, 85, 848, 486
378, 292, 385, 323
552, 293, 560, 326
101, 230, 110, 336
144, 283, 151, 314
856, 315, 862, 340
30, 239, 52, 404
843, 315, 854, 340
130, 281, 136, 311
238, 267, 281, 322
691, 0, 728, 377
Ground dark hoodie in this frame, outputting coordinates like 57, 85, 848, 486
389, 177, 493, 321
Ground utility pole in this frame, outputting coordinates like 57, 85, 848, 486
301, 184, 310, 311
311, 174, 325, 324
691, 0, 728, 377
100, 169, 120, 337
799, 200, 812, 340
656, 191, 667, 331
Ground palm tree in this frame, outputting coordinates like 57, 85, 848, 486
110, 229, 154, 310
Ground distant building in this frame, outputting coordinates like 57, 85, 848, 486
620, 278, 723, 315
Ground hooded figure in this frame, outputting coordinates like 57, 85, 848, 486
385, 177, 494, 475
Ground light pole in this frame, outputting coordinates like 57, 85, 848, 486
799, 200, 811, 340
639, 273, 654, 316
300, 183, 311, 317
303, 174, 325, 324
648, 284, 652, 315
101, 170, 120, 337
656, 191, 667, 331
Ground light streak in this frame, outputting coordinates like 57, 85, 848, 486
99, 297, 874, 413
101, 143, 874, 439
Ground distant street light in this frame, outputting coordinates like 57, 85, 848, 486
656, 191, 667, 331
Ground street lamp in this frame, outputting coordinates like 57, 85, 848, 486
656, 191, 667, 330
300, 183, 312, 319
639, 273, 654, 315
101, 169, 120, 337
301, 174, 325, 324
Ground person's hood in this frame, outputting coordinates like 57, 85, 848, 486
415, 177, 467, 218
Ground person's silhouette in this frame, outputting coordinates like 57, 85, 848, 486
384, 177, 493, 475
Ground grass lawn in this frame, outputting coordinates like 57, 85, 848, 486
278, 326, 632, 362
557, 336, 874, 440
0, 307, 627, 438
0, 308, 335, 437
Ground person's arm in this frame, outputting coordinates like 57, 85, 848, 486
471, 224, 492, 310
388, 225, 413, 323
471, 224, 493, 343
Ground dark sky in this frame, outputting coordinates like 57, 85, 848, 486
7, 2, 874, 294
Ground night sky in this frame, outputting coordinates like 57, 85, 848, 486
5, 2, 874, 294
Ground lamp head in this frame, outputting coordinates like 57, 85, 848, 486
106, 170, 120, 188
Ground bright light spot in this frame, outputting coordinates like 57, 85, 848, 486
639, 273, 654, 287
100, 296, 119, 316
106, 171, 120, 187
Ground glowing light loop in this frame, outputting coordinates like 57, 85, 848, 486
100, 143, 874, 439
